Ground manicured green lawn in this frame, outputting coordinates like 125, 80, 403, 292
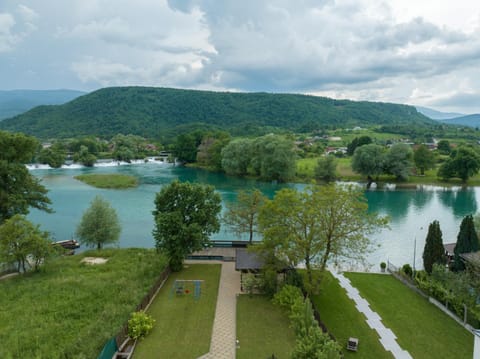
311, 272, 393, 359
74, 173, 139, 188
345, 273, 473, 359
0, 248, 168, 358
133, 264, 221, 359
236, 295, 296, 359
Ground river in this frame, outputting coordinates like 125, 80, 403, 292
27, 161, 479, 271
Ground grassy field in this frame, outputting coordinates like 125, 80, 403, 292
345, 273, 473, 359
311, 272, 393, 359
74, 173, 139, 188
236, 295, 296, 359
0, 248, 168, 358
133, 264, 221, 359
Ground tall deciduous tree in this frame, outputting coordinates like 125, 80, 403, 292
438, 147, 480, 183
37, 143, 66, 168
314, 155, 337, 183
454, 214, 479, 271
221, 138, 253, 176
73, 145, 97, 167
414, 144, 435, 176
0, 214, 52, 272
76, 196, 121, 250
351, 144, 385, 179
153, 180, 221, 271
422, 220, 445, 274
223, 189, 266, 243
0, 131, 52, 224
258, 184, 388, 293
384, 143, 413, 181
251, 135, 296, 182
346, 136, 372, 156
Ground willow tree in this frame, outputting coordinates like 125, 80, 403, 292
258, 184, 388, 293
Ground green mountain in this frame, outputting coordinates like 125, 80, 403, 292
438, 114, 480, 128
0, 86, 434, 140
0, 89, 86, 120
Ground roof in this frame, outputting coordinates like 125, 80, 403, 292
460, 252, 480, 267
444, 243, 456, 255
235, 248, 264, 271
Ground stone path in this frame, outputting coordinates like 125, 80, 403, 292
197, 261, 241, 359
331, 271, 413, 359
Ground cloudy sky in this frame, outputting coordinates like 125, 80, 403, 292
1, 0, 480, 113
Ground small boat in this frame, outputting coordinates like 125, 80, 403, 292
52, 239, 80, 250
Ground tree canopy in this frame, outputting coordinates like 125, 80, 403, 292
0, 131, 52, 224
438, 146, 480, 183
223, 189, 266, 243
414, 145, 435, 176
153, 180, 221, 271
314, 155, 337, 183
351, 144, 385, 179
384, 143, 413, 181
76, 196, 121, 249
0, 214, 52, 272
258, 184, 388, 293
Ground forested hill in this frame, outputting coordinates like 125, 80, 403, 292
0, 86, 434, 140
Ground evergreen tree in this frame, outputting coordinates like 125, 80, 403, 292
454, 215, 479, 271
422, 220, 445, 274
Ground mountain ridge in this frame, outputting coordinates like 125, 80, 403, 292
0, 86, 434, 140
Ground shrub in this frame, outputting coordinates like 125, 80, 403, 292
380, 262, 386, 270
128, 311, 155, 340
402, 263, 413, 277
272, 285, 303, 312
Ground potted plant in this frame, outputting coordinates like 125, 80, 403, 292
380, 262, 386, 273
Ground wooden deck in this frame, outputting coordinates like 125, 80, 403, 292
188, 248, 236, 261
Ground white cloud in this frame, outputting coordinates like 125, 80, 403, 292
0, 13, 18, 52
2, 0, 480, 112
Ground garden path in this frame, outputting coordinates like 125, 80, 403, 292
332, 271, 413, 359
194, 261, 241, 359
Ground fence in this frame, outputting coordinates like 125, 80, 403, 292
115, 266, 171, 347
387, 260, 475, 333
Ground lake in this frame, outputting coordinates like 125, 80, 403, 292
27, 161, 479, 271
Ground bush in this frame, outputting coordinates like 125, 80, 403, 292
380, 262, 386, 270
272, 285, 303, 312
128, 311, 155, 340
402, 263, 413, 277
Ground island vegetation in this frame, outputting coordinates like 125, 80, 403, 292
74, 173, 139, 189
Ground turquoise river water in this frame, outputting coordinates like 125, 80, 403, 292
27, 161, 479, 270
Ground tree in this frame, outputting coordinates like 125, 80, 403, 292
422, 220, 445, 274
346, 136, 372, 156
153, 180, 221, 271
454, 214, 479, 271
0, 131, 52, 224
173, 131, 204, 163
314, 155, 337, 183
258, 184, 388, 293
223, 189, 266, 243
437, 140, 451, 155
37, 144, 66, 168
251, 135, 296, 182
221, 138, 253, 176
196, 131, 231, 170
384, 143, 413, 181
76, 196, 121, 250
111, 134, 148, 162
351, 144, 385, 179
73, 145, 97, 167
438, 147, 480, 183
0, 214, 52, 272
414, 145, 435, 175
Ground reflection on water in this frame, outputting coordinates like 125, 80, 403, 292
28, 164, 480, 271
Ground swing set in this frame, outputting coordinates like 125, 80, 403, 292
170, 279, 204, 300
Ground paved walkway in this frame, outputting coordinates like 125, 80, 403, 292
331, 271, 413, 359
197, 261, 241, 359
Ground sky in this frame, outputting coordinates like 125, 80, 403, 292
1, 0, 480, 113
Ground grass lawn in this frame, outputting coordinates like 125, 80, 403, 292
133, 263, 221, 359
236, 295, 296, 359
74, 173, 139, 188
345, 273, 473, 359
0, 248, 167, 358
311, 272, 393, 359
